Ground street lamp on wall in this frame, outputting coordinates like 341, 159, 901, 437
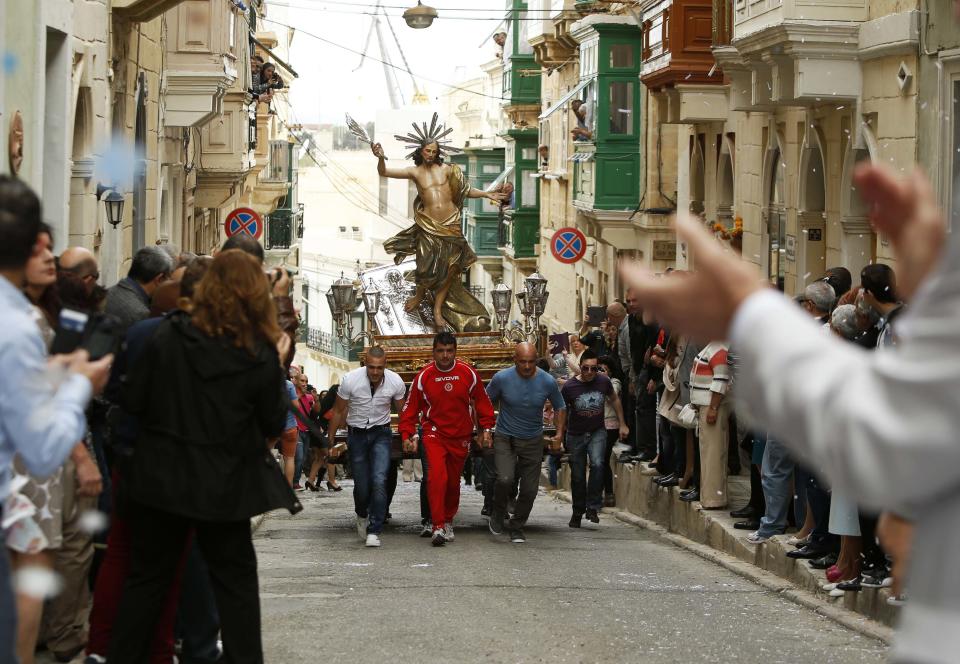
96, 184, 125, 228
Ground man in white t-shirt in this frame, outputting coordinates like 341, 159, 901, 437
327, 347, 407, 547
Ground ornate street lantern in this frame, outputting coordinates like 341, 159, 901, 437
331, 273, 358, 314
491, 282, 513, 318
362, 284, 381, 315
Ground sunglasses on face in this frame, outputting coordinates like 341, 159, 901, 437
581, 365, 599, 372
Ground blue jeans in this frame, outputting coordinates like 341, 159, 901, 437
347, 425, 392, 535
757, 437, 796, 538
0, 546, 15, 664
565, 429, 606, 514
294, 430, 309, 485
547, 454, 560, 487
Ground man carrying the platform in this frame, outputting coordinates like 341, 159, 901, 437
486, 342, 566, 544
327, 347, 407, 548
399, 332, 496, 546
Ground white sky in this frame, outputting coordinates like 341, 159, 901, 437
266, 0, 508, 124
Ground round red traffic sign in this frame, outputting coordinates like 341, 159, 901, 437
224, 207, 263, 240
550, 227, 587, 264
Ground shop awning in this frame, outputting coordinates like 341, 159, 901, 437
538, 79, 590, 121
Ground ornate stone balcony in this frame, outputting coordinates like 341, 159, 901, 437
720, 1, 919, 111
162, 1, 239, 128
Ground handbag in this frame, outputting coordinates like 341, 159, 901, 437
677, 403, 699, 430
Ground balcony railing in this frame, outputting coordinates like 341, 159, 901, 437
306, 328, 333, 354
266, 212, 293, 250
263, 139, 291, 183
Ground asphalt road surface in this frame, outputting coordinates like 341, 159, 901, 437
256, 478, 888, 664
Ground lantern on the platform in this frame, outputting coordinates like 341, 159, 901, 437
331, 273, 358, 314
491, 282, 513, 342
523, 272, 548, 315
362, 284, 381, 315
325, 289, 339, 321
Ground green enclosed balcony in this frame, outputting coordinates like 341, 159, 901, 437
501, 0, 542, 118
503, 128, 540, 259
570, 16, 643, 213
463, 147, 505, 258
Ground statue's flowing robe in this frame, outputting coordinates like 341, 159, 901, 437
383, 163, 488, 331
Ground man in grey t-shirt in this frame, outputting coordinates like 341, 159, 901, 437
486, 343, 566, 543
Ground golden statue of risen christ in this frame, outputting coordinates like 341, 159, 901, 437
370, 116, 506, 332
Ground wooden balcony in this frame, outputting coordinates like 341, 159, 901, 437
639, 0, 719, 92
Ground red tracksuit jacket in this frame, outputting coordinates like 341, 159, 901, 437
399, 359, 496, 441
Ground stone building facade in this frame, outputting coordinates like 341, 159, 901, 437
1, 0, 301, 286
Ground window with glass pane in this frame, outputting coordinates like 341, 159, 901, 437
581, 82, 597, 134
503, 24, 514, 60
482, 163, 501, 174
521, 147, 537, 161
608, 82, 634, 135
521, 170, 538, 207
518, 12, 533, 54
610, 44, 633, 68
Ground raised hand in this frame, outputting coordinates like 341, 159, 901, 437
619, 214, 763, 343
852, 163, 946, 300
371, 142, 385, 159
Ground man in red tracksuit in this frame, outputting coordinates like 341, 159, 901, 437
399, 332, 496, 546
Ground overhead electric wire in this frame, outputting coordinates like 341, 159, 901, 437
278, 114, 419, 230
273, 0, 560, 13
257, 14, 506, 100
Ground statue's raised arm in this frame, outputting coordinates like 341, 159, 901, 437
371, 142, 412, 179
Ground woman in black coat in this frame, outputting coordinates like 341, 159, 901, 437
108, 250, 299, 664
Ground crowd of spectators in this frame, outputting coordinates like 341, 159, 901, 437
0, 175, 304, 663
541, 261, 905, 603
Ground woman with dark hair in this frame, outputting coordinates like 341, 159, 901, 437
304, 383, 343, 492
107, 249, 299, 663
8, 224, 103, 664
7, 223, 60, 664
598, 355, 625, 507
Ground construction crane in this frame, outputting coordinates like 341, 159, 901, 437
354, 0, 428, 109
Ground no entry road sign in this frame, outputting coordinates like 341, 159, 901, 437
224, 207, 263, 240
550, 227, 587, 264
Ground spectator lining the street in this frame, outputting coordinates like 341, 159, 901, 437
106, 249, 299, 661
0, 176, 111, 664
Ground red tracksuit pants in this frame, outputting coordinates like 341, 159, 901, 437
87, 469, 187, 662
423, 432, 471, 530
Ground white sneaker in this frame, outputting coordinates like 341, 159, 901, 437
365, 533, 381, 547
443, 524, 455, 542
431, 528, 446, 547
822, 582, 839, 591
419, 522, 433, 537
746, 531, 770, 544
356, 515, 368, 540
829, 587, 845, 598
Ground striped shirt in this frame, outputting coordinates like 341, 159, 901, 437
689, 342, 730, 407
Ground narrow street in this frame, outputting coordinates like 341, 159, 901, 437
256, 480, 887, 663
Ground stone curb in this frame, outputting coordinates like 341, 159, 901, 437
548, 487, 893, 646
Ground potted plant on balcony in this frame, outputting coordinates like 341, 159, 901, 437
711, 216, 743, 254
